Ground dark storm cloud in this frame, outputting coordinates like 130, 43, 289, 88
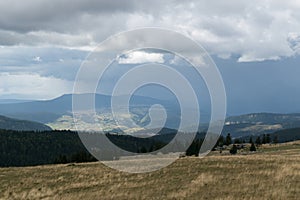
0, 0, 138, 33
0, 0, 167, 47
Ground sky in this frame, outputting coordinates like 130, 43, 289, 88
1, 0, 300, 114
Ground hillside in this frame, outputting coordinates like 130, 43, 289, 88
0, 93, 179, 123
0, 115, 51, 131
0, 140, 299, 200
1, 94, 300, 138
271, 128, 300, 142
226, 113, 300, 127
222, 113, 300, 137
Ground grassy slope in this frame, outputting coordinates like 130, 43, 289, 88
0, 141, 299, 200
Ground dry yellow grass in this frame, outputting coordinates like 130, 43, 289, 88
0, 141, 299, 200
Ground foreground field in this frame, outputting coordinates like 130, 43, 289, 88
0, 141, 299, 200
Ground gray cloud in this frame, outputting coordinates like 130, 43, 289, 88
0, 0, 299, 62
0, 47, 87, 80
0, 0, 139, 33
1, 0, 300, 99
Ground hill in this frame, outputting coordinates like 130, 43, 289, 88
271, 127, 300, 142
0, 93, 185, 131
0, 115, 51, 131
1, 94, 300, 138
0, 93, 180, 122
222, 113, 300, 137
0, 140, 299, 199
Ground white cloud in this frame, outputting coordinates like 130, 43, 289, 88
169, 54, 207, 67
287, 32, 300, 53
238, 54, 280, 63
0, 73, 73, 100
118, 51, 164, 64
32, 56, 42, 62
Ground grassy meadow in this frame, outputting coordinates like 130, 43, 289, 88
0, 141, 299, 200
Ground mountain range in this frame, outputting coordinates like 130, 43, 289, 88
0, 93, 188, 131
0, 94, 177, 122
0, 94, 300, 138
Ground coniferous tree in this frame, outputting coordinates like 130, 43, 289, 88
55, 154, 68, 164
225, 133, 232, 146
234, 138, 241, 144
218, 135, 224, 147
262, 134, 267, 144
250, 142, 256, 151
229, 144, 237, 154
148, 143, 154, 152
186, 139, 201, 156
249, 136, 253, 144
140, 146, 147, 153
266, 134, 271, 144
255, 136, 261, 146
273, 135, 279, 144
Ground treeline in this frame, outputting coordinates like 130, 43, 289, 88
106, 133, 170, 153
222, 133, 278, 154
0, 129, 208, 167
0, 129, 97, 167
80, 131, 206, 158
1, 128, 299, 167
217, 133, 278, 146
174, 133, 281, 156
